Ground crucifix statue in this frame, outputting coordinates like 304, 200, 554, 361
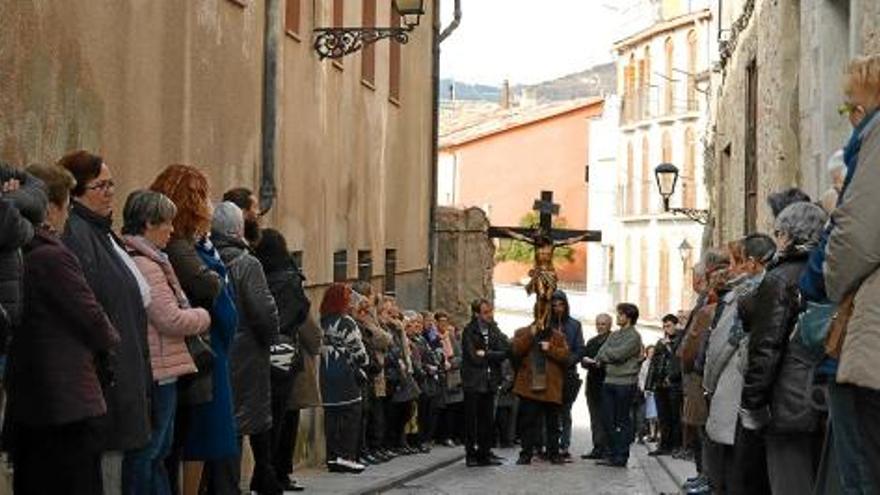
489, 191, 602, 329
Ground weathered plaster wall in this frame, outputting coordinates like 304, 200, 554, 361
0, 0, 435, 307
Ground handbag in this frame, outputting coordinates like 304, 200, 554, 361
186, 333, 216, 373
825, 292, 855, 359
796, 301, 836, 358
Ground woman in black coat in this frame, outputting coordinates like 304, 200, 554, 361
58, 151, 152, 493
740, 202, 828, 495
8, 163, 120, 494
255, 228, 310, 492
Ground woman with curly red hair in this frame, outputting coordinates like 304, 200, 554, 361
319, 283, 369, 473
150, 165, 236, 495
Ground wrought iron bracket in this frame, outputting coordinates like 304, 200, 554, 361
313, 26, 413, 60
668, 207, 710, 225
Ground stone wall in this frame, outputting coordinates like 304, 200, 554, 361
711, 0, 880, 243
433, 207, 495, 327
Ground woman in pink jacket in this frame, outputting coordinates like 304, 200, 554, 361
122, 190, 211, 495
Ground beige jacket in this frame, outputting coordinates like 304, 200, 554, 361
825, 114, 880, 391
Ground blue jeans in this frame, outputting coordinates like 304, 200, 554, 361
125, 382, 177, 495
601, 383, 637, 464
829, 382, 875, 494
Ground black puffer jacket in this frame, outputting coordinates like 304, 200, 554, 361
741, 250, 808, 428
0, 168, 46, 337
461, 318, 509, 394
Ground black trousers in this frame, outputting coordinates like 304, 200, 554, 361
12, 420, 103, 495
586, 384, 608, 454
494, 405, 514, 447
463, 391, 494, 459
325, 403, 363, 461
384, 399, 413, 448
518, 398, 561, 457
854, 386, 880, 490
360, 389, 386, 452
728, 422, 771, 495
272, 410, 300, 482
654, 386, 682, 451
418, 393, 439, 446
601, 383, 637, 464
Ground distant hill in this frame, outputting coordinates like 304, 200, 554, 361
440, 62, 617, 104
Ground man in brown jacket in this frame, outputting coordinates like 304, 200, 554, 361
511, 322, 570, 465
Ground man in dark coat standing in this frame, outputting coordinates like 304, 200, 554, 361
549, 290, 585, 460
581, 313, 612, 459
461, 299, 509, 467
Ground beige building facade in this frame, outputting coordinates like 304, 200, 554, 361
611, 4, 712, 320
0, 0, 437, 308
708, 0, 880, 242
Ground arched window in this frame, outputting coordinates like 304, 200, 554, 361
687, 30, 698, 111
626, 141, 635, 215
658, 241, 670, 316
640, 46, 651, 119
665, 37, 675, 115
624, 237, 633, 300
684, 127, 697, 208
624, 53, 637, 122
639, 238, 650, 315
662, 130, 672, 163
641, 136, 651, 214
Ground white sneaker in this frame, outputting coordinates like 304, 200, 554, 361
327, 457, 365, 473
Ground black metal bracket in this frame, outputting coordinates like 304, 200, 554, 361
313, 26, 414, 60
668, 207, 710, 225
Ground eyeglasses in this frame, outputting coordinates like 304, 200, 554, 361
838, 102, 859, 117
84, 180, 115, 193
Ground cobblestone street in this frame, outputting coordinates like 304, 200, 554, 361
383, 427, 679, 495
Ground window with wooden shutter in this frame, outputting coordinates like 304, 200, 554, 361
626, 141, 635, 215
641, 136, 651, 214
683, 127, 696, 208
361, 0, 376, 87
687, 30, 698, 111
745, 60, 758, 234
285, 0, 301, 38
665, 37, 674, 115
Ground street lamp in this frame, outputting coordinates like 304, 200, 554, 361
313, 0, 426, 60
653, 162, 710, 224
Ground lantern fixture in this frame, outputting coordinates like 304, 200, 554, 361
313, 0, 426, 60
653, 162, 710, 224
678, 239, 693, 262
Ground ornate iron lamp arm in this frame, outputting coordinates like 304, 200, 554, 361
668, 207, 710, 225
314, 26, 413, 60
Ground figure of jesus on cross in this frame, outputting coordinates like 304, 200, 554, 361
489, 191, 602, 330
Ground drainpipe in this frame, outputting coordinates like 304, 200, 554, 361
259, 0, 280, 213
428, 0, 462, 309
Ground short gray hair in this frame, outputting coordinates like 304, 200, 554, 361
122, 189, 177, 236
775, 202, 828, 247
212, 201, 244, 239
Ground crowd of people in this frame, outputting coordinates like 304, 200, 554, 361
616, 55, 880, 495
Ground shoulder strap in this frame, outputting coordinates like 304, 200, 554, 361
226, 250, 249, 269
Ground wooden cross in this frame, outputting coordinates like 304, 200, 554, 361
488, 190, 602, 244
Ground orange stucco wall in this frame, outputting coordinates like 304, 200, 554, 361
446, 103, 603, 285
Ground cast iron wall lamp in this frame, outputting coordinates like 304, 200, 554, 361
314, 0, 425, 59
654, 162, 710, 224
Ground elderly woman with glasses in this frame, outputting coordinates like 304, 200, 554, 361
740, 201, 828, 495
121, 190, 212, 495
58, 150, 152, 494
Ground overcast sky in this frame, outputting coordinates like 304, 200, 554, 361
439, 0, 625, 86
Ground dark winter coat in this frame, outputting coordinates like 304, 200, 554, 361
645, 335, 675, 392
583, 331, 609, 396
166, 236, 222, 405
0, 171, 45, 350
320, 314, 369, 407
9, 228, 120, 426
550, 290, 586, 370
461, 318, 509, 394
741, 250, 809, 431
215, 234, 280, 436
62, 202, 151, 451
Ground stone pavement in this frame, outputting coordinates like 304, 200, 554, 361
383, 442, 680, 495
294, 445, 465, 494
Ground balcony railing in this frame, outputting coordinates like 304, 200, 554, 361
620, 86, 699, 126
